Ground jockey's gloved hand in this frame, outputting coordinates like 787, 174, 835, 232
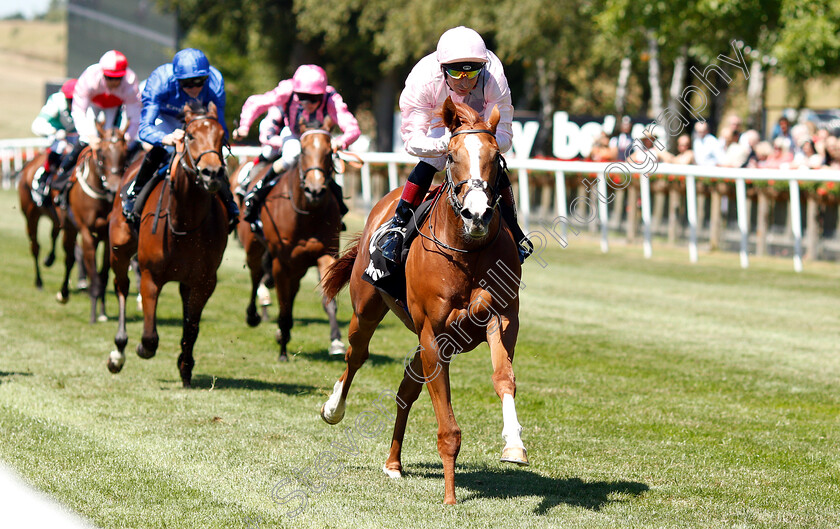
233, 126, 248, 140
330, 138, 344, 152
55, 129, 66, 141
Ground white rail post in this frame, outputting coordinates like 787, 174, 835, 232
597, 173, 609, 253
686, 175, 698, 263
361, 162, 372, 211
735, 177, 749, 268
555, 171, 567, 239
640, 175, 652, 258
518, 168, 530, 231
789, 179, 803, 273
388, 162, 398, 191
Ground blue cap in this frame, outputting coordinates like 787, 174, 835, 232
172, 48, 210, 80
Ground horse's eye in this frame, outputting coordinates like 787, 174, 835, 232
447, 153, 454, 164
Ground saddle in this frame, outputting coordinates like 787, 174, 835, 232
362, 185, 444, 308
121, 157, 173, 222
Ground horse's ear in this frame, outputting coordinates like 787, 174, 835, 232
488, 105, 500, 135
120, 118, 130, 135
207, 101, 218, 119
442, 96, 460, 132
323, 115, 335, 131
182, 103, 193, 122
95, 116, 106, 138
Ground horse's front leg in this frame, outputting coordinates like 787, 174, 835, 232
488, 314, 528, 466
44, 208, 60, 268
108, 216, 135, 373
25, 207, 44, 289
317, 254, 344, 356
96, 232, 111, 322
272, 264, 302, 362
56, 223, 77, 304
244, 245, 265, 327
79, 227, 99, 323
384, 350, 425, 478
177, 280, 215, 388
136, 269, 161, 360
418, 329, 461, 505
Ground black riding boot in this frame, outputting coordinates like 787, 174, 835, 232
375, 161, 438, 263
243, 166, 279, 235
124, 145, 167, 224
53, 141, 86, 208
218, 182, 240, 233
32, 150, 61, 207
498, 184, 533, 264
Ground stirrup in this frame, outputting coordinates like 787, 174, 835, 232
517, 238, 534, 264
376, 226, 406, 263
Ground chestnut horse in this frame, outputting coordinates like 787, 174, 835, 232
320, 98, 527, 505
237, 117, 344, 361
57, 119, 130, 322
107, 102, 229, 387
17, 152, 61, 289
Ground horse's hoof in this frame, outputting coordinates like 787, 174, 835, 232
136, 343, 155, 359
246, 312, 261, 327
97, 314, 108, 323
278, 354, 289, 363
55, 292, 68, 304
320, 403, 344, 425
77, 279, 88, 291
382, 465, 402, 479
500, 447, 529, 466
107, 350, 125, 373
136, 294, 143, 312
329, 339, 346, 356
43, 254, 55, 267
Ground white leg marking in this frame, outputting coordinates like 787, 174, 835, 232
501, 393, 525, 449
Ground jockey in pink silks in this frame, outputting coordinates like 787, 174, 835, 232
372, 26, 532, 264
53, 50, 142, 207
232, 64, 361, 235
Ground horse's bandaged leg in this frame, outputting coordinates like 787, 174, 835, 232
500, 393, 528, 465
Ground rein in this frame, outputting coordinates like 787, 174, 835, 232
76, 150, 113, 201
276, 128, 333, 215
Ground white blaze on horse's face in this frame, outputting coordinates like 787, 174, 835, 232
460, 135, 492, 237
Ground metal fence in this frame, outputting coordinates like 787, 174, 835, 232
4, 138, 840, 273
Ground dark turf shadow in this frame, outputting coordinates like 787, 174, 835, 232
291, 348, 401, 366
411, 462, 649, 514
0, 371, 33, 386
187, 375, 316, 395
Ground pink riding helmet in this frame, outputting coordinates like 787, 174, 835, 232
436, 26, 488, 65
99, 50, 128, 77
292, 64, 328, 94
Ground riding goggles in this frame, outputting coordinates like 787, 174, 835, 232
179, 76, 209, 89
444, 67, 483, 80
296, 92, 322, 103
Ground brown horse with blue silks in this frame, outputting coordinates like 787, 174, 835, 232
237, 116, 345, 361
107, 102, 229, 387
320, 97, 528, 505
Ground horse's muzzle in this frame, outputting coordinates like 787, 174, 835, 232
200, 167, 226, 193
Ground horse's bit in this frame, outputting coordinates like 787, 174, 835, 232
178, 115, 226, 183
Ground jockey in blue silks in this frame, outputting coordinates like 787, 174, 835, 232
122, 48, 238, 231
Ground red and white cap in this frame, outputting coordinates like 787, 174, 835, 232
99, 50, 128, 78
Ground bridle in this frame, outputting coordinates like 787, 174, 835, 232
444, 128, 503, 218
417, 128, 505, 254
78, 136, 126, 201
177, 115, 226, 185
297, 129, 334, 186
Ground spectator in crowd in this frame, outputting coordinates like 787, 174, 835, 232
590, 131, 616, 162
718, 129, 750, 168
771, 116, 794, 152
766, 137, 795, 169
660, 134, 694, 165
692, 121, 722, 166
740, 129, 761, 167
792, 139, 825, 169
752, 141, 773, 168
609, 116, 634, 161
718, 114, 742, 150
825, 135, 840, 168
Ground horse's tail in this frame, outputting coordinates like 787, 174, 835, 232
321, 234, 361, 301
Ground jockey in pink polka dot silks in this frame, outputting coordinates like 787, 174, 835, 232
372, 26, 532, 264
233, 65, 361, 236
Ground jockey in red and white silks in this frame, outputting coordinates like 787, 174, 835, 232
72, 50, 141, 147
